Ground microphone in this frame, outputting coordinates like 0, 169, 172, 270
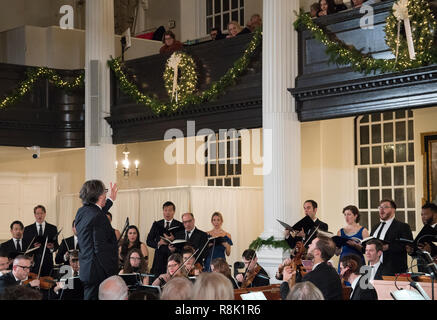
410, 281, 431, 300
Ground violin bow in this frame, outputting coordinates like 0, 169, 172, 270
62, 234, 71, 252
37, 236, 49, 281
25, 236, 36, 254
188, 236, 214, 274
170, 248, 199, 281
241, 241, 262, 285
303, 225, 320, 248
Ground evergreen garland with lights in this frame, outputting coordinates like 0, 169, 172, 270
0, 67, 84, 110
108, 28, 262, 115
249, 236, 290, 251
294, 0, 437, 74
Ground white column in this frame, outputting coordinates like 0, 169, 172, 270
257, 0, 301, 282
85, 0, 117, 186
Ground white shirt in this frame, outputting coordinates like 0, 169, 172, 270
369, 261, 381, 281
36, 221, 46, 235
350, 276, 361, 298
432, 223, 437, 228
74, 235, 78, 250
164, 219, 173, 228
373, 216, 395, 241
12, 238, 23, 251
312, 262, 322, 271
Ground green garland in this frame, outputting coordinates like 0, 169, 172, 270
249, 236, 290, 251
108, 28, 262, 115
163, 52, 198, 102
293, 0, 437, 74
0, 67, 84, 110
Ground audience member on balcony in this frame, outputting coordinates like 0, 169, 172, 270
210, 27, 226, 41
351, 0, 366, 8
226, 21, 243, 38
310, 2, 321, 17
317, 0, 337, 16
334, 0, 348, 12
160, 31, 183, 55
240, 14, 263, 34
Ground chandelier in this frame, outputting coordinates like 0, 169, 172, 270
115, 145, 139, 176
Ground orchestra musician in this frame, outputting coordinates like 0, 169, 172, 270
235, 249, 270, 288
0, 250, 11, 276
152, 253, 187, 288
118, 225, 149, 268
55, 220, 79, 266
146, 201, 183, 277
119, 248, 149, 285
280, 235, 342, 300
0, 255, 40, 295
182, 246, 202, 276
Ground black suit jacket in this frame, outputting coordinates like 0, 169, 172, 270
0, 272, 20, 296
350, 276, 378, 300
75, 199, 118, 285
286, 218, 329, 249
373, 263, 384, 280
174, 227, 209, 264
280, 262, 343, 300
55, 236, 78, 265
23, 221, 59, 277
0, 238, 29, 260
370, 219, 413, 276
146, 219, 184, 276
237, 265, 270, 288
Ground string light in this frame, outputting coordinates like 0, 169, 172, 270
294, 0, 436, 75
108, 28, 262, 115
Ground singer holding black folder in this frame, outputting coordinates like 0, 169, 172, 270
284, 200, 329, 250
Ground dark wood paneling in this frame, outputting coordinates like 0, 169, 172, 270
108, 33, 262, 143
290, 0, 437, 121
0, 63, 84, 148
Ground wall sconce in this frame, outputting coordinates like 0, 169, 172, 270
115, 145, 139, 176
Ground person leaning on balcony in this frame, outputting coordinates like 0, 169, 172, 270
160, 30, 183, 55
318, 0, 337, 16
226, 21, 243, 38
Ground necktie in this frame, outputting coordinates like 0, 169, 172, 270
165, 221, 170, 230
16, 239, 22, 252
38, 224, 43, 236
376, 222, 386, 240
186, 231, 190, 241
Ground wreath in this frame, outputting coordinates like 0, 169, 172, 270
163, 52, 198, 102
385, 0, 436, 64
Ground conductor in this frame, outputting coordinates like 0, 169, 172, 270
75, 180, 118, 300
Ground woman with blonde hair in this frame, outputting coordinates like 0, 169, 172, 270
226, 21, 243, 38
191, 272, 234, 300
205, 212, 233, 271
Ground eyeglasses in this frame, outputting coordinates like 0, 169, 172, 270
130, 257, 141, 261
104, 189, 109, 193
17, 265, 31, 271
378, 206, 392, 210
167, 263, 179, 268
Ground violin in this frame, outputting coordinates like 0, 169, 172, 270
23, 272, 56, 290
285, 241, 308, 288
241, 264, 261, 289
187, 263, 203, 277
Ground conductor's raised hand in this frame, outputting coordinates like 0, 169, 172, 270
109, 182, 118, 201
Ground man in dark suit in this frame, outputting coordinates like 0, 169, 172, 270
235, 249, 270, 288
55, 220, 79, 265
173, 213, 209, 266
146, 201, 184, 277
340, 254, 378, 300
1, 221, 28, 263
414, 202, 437, 266
281, 235, 343, 300
365, 239, 384, 281
0, 250, 10, 276
23, 205, 59, 277
0, 255, 40, 295
370, 199, 413, 276
75, 180, 118, 300
285, 200, 329, 249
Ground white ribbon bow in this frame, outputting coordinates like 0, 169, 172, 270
392, 0, 415, 60
168, 53, 182, 102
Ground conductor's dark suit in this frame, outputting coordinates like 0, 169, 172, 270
174, 227, 209, 265
23, 222, 59, 277
370, 219, 413, 276
75, 199, 117, 300
147, 219, 184, 276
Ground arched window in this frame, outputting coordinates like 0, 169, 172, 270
356, 110, 416, 231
